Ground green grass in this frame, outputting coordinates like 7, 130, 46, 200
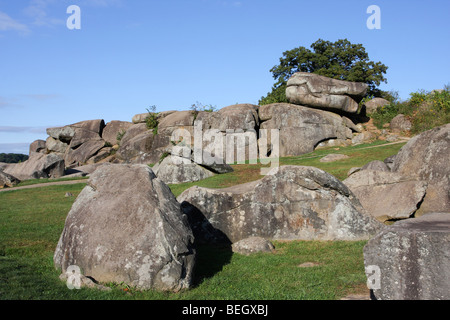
170, 140, 406, 197
0, 183, 368, 300
0, 141, 405, 300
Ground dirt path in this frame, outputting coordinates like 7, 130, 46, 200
0, 179, 88, 193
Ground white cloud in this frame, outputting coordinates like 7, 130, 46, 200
0, 97, 22, 109
0, 126, 47, 134
23, 0, 64, 27
0, 11, 30, 35
21, 94, 59, 101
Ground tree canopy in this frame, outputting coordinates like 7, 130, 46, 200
259, 39, 388, 105
0, 153, 29, 163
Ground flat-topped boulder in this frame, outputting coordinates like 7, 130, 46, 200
286, 72, 368, 113
364, 213, 450, 300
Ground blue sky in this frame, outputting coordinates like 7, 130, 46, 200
1, 0, 449, 154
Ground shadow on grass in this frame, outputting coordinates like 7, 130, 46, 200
179, 200, 233, 287
191, 244, 233, 287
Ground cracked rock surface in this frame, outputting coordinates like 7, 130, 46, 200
178, 165, 382, 243
54, 163, 195, 292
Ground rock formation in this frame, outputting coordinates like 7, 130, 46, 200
3, 153, 64, 181
178, 166, 382, 243
364, 213, 450, 300
54, 163, 196, 292
286, 72, 368, 113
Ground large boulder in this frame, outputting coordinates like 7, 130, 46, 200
363, 97, 390, 114
46, 136, 69, 154
391, 123, 450, 216
53, 163, 196, 292
158, 111, 196, 136
186, 104, 260, 163
258, 103, 352, 157
153, 155, 215, 184
152, 145, 233, 184
286, 72, 368, 113
116, 129, 171, 165
3, 153, 65, 181
364, 213, 450, 300
64, 139, 106, 168
102, 121, 133, 146
343, 170, 428, 222
29, 139, 46, 155
178, 165, 382, 243
390, 114, 412, 132
47, 119, 105, 144
196, 104, 259, 132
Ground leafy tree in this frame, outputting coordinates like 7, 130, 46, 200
259, 39, 388, 105
0, 153, 29, 163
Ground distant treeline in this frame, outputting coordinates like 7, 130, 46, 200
0, 153, 29, 163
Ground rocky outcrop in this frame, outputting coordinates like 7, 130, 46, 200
286, 72, 368, 113
3, 153, 65, 181
364, 213, 450, 300
391, 123, 450, 216
45, 120, 110, 168
259, 103, 353, 157
178, 166, 382, 243
102, 120, 133, 146
53, 163, 196, 292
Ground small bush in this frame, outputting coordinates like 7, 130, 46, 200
145, 105, 159, 135
116, 130, 126, 145
190, 101, 217, 121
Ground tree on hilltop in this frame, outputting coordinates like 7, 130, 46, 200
259, 39, 388, 105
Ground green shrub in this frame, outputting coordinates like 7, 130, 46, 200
371, 103, 400, 129
116, 130, 126, 145
410, 87, 450, 134
145, 105, 159, 135
370, 86, 449, 132
190, 101, 217, 121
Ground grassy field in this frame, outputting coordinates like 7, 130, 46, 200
0, 141, 405, 300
